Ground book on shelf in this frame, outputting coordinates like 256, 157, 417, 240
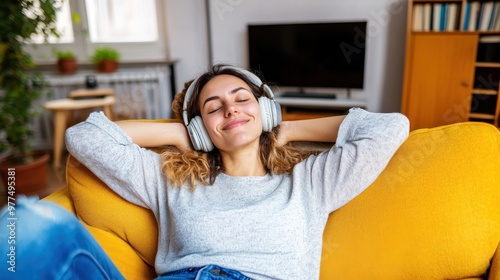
468, 1, 481, 31
463, 1, 471, 30
492, 2, 500, 30
413, 3, 424, 31
447, 3, 460, 31
433, 3, 442, 31
479, 2, 495, 31
440, 3, 448, 30
424, 3, 432, 31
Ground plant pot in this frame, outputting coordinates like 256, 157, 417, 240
57, 58, 77, 74
0, 43, 8, 66
97, 60, 118, 73
0, 152, 50, 197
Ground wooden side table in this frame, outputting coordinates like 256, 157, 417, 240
44, 95, 116, 169
68, 88, 115, 99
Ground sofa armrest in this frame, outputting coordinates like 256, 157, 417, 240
489, 244, 500, 280
320, 122, 500, 279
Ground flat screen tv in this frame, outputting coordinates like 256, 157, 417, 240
248, 21, 367, 96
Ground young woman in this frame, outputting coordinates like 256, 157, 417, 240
0, 64, 409, 279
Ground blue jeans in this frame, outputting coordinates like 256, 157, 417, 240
0, 197, 253, 280
159, 264, 253, 280
0, 196, 125, 280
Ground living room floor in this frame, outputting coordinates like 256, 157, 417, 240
0, 152, 67, 208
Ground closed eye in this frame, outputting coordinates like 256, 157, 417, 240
208, 107, 222, 114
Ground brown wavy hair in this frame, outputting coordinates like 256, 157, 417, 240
160, 64, 319, 189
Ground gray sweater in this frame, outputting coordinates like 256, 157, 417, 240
65, 108, 409, 279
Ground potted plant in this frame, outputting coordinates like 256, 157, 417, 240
54, 50, 77, 74
0, 0, 62, 196
91, 47, 121, 73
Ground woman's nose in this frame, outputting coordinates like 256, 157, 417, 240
224, 103, 239, 117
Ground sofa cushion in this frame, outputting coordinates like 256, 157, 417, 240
66, 155, 158, 267
82, 221, 157, 279
320, 122, 500, 279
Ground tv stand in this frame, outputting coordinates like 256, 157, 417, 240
275, 88, 366, 120
281, 87, 339, 99
279, 88, 355, 100
281, 92, 337, 99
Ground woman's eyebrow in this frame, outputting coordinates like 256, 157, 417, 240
202, 87, 250, 108
202, 96, 220, 108
230, 86, 248, 94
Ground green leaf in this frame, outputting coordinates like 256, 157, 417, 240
0, 0, 62, 164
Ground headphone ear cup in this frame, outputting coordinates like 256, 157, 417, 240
269, 97, 278, 128
261, 84, 281, 128
189, 116, 214, 152
273, 100, 282, 126
187, 120, 202, 151
259, 96, 273, 132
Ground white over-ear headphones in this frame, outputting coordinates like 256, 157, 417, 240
182, 65, 282, 152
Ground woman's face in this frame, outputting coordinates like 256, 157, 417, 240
198, 74, 263, 152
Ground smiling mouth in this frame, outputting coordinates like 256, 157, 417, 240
222, 119, 249, 130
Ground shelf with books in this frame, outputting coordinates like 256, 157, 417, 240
410, 0, 500, 32
413, 0, 462, 2
463, 1, 500, 32
412, 1, 463, 32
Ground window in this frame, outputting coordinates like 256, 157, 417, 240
29, 0, 74, 44
86, 0, 158, 43
26, 0, 167, 63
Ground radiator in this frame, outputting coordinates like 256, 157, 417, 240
33, 67, 172, 150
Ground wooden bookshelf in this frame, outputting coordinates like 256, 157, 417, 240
402, 0, 500, 130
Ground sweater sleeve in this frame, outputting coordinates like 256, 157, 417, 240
65, 112, 165, 209
297, 108, 410, 213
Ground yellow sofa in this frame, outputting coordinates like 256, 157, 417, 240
44, 121, 500, 279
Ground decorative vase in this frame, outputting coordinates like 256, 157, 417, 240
57, 58, 77, 74
0, 152, 50, 197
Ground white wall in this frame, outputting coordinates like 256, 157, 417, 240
165, 0, 408, 112
164, 0, 210, 90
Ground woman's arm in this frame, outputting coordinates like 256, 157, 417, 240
292, 108, 410, 213
115, 121, 192, 151
65, 112, 188, 209
277, 115, 347, 145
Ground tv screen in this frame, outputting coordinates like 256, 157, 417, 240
248, 21, 366, 91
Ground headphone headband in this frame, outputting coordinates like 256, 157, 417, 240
182, 65, 274, 126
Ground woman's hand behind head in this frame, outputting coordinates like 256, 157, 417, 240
276, 121, 291, 147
